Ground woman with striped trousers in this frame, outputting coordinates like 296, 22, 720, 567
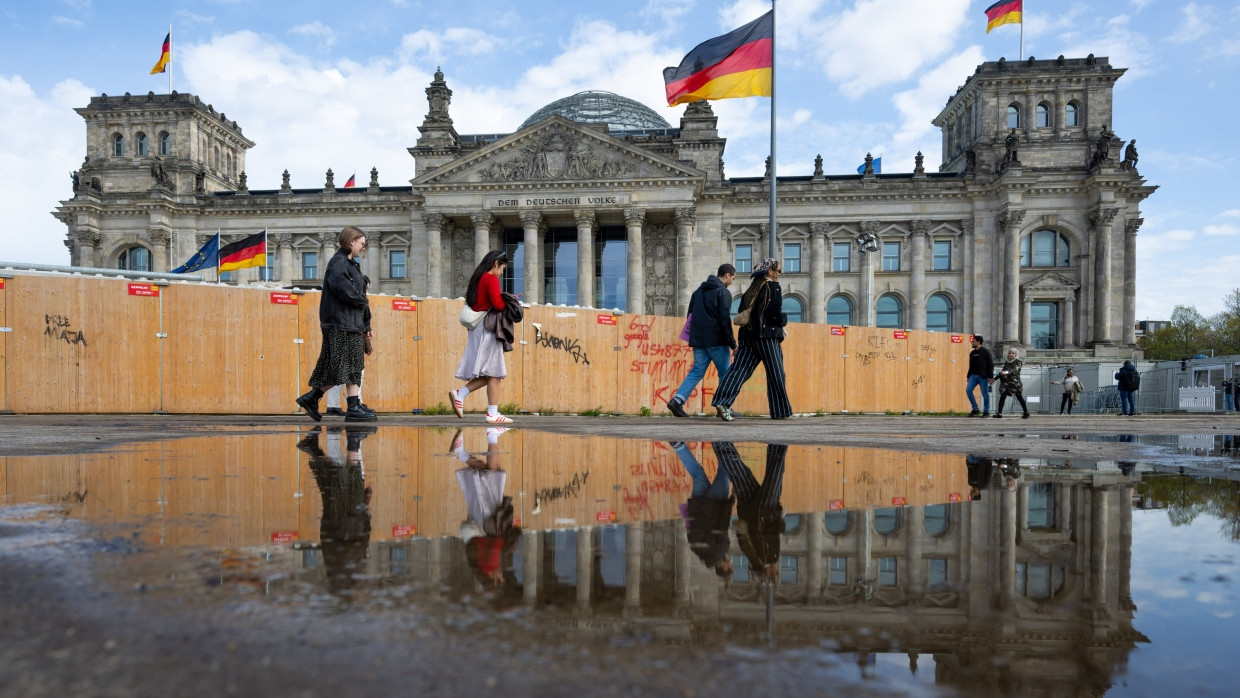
711, 258, 792, 420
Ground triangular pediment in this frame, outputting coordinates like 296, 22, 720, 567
413, 116, 704, 187
1022, 272, 1079, 292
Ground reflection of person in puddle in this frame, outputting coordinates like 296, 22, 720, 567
712, 441, 787, 585
298, 425, 375, 593
966, 454, 995, 501
453, 427, 521, 590
997, 457, 1021, 490
671, 441, 734, 578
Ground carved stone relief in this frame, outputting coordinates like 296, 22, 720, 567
642, 223, 677, 316
451, 225, 472, 297
478, 125, 639, 182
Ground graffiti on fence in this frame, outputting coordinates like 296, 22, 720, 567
44, 314, 88, 346
533, 325, 591, 366
534, 471, 590, 505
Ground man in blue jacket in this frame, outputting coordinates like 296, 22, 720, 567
668, 264, 737, 417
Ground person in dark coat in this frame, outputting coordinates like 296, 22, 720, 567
672, 441, 734, 576
992, 347, 1030, 418
668, 264, 737, 417
1115, 360, 1140, 416
297, 226, 374, 422
713, 441, 787, 585
711, 258, 792, 421
965, 335, 994, 416
298, 425, 374, 595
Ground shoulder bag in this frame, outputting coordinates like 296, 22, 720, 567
459, 304, 486, 330
679, 313, 693, 341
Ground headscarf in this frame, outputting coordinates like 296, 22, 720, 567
751, 257, 778, 278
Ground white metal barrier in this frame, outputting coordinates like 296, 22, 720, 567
1179, 387, 1217, 412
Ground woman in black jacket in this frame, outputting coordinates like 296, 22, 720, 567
296, 226, 374, 422
710, 258, 792, 420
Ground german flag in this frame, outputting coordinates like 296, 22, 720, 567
150, 32, 171, 74
985, 0, 1022, 33
344, 173, 356, 188
663, 10, 773, 107
218, 231, 266, 273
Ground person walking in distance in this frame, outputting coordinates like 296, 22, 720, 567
1115, 360, 1141, 416
710, 258, 792, 421
965, 335, 994, 417
1224, 377, 1235, 412
991, 348, 1030, 419
296, 226, 375, 423
326, 276, 374, 416
1050, 368, 1082, 415
668, 264, 737, 417
448, 250, 514, 425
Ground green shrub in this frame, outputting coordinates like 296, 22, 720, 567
638, 406, 653, 417
579, 406, 604, 417
537, 406, 556, 416
422, 402, 453, 415
499, 402, 521, 415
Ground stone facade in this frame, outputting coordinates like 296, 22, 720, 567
54, 59, 1155, 359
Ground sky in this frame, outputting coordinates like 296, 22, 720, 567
1, 0, 1237, 320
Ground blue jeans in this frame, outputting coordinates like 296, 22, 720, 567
1227, 393, 1235, 411
673, 443, 731, 500
1119, 390, 1137, 415
966, 375, 991, 412
673, 345, 731, 403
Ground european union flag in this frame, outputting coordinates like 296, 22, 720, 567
172, 233, 219, 274
856, 157, 882, 174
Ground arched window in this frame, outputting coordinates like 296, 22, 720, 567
825, 511, 852, 536
783, 514, 803, 534
923, 505, 950, 537
782, 296, 804, 323
1006, 104, 1020, 129
926, 294, 953, 332
876, 294, 903, 329
874, 507, 902, 536
136, 132, 148, 156
112, 133, 125, 156
159, 131, 171, 155
1065, 101, 1079, 127
1036, 103, 1051, 128
117, 246, 151, 271
1020, 229, 1071, 268
827, 295, 853, 326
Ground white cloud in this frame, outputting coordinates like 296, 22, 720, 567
643, 0, 697, 26
289, 21, 337, 49
1221, 209, 1240, 218
1168, 3, 1209, 44
1130, 0, 1156, 9
1203, 224, 1240, 237
50, 15, 85, 28
889, 46, 986, 169
1059, 15, 1156, 79
399, 27, 504, 65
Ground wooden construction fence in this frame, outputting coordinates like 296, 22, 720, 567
1, 428, 969, 546
0, 272, 973, 414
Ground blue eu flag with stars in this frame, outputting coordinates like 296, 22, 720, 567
171, 233, 219, 274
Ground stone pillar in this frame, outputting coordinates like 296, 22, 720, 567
522, 529, 540, 606
471, 212, 493, 267
320, 230, 337, 280
1021, 295, 1032, 346
576, 526, 593, 616
809, 222, 829, 324
77, 230, 100, 268
1000, 479, 1017, 610
624, 525, 643, 618
574, 209, 596, 308
274, 233, 294, 283
1079, 250, 1093, 344
1123, 218, 1142, 346
999, 207, 1025, 344
906, 511, 923, 601
1091, 207, 1118, 344
806, 510, 824, 604
674, 207, 697, 315
422, 213, 444, 297
520, 210, 543, 305
624, 208, 646, 314
149, 228, 171, 273
365, 233, 382, 285
909, 221, 928, 330
858, 221, 877, 327
857, 509, 874, 592
961, 219, 976, 331
1090, 485, 1111, 615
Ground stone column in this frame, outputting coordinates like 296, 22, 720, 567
806, 511, 824, 603
906, 511, 923, 601
1000, 479, 1017, 610
962, 219, 976, 331
77, 230, 100, 268
999, 207, 1025, 344
520, 210, 543, 305
471, 212, 493, 267
1091, 207, 1118, 344
365, 233, 382, 285
1123, 218, 1142, 346
422, 213, 444, 297
574, 209, 596, 308
320, 230, 337, 280
274, 233, 294, 283
909, 221, 928, 331
522, 529, 540, 606
1090, 485, 1111, 615
576, 526, 593, 616
1062, 296, 1075, 348
674, 207, 697, 315
857, 509, 874, 593
149, 228, 171, 273
858, 221, 877, 327
809, 222, 829, 324
624, 208, 646, 314
624, 525, 643, 618
1021, 295, 1032, 346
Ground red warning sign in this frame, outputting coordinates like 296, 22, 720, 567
891, 496, 907, 506
596, 314, 617, 325
392, 299, 416, 311
270, 530, 298, 544
828, 499, 844, 510
270, 292, 297, 305
951, 335, 963, 343
596, 510, 617, 523
893, 331, 907, 339
392, 524, 416, 538
127, 283, 159, 297
830, 326, 845, 336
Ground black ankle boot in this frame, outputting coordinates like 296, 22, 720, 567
296, 390, 323, 422
345, 403, 377, 422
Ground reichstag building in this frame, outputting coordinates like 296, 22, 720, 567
55, 56, 1154, 359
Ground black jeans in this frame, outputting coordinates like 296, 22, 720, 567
997, 392, 1028, 416
1059, 392, 1074, 414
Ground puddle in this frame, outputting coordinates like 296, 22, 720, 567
2, 426, 1238, 696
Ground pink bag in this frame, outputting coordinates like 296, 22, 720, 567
679, 313, 692, 342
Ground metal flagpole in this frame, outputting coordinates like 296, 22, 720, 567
768, 0, 777, 260
215, 229, 221, 283
168, 24, 173, 94
1019, 3, 1024, 60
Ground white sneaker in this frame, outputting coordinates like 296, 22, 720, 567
485, 413, 513, 424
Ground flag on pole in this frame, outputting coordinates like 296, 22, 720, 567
218, 230, 267, 273
984, 0, 1022, 33
344, 173, 356, 188
171, 233, 219, 274
150, 32, 171, 74
856, 157, 882, 175
663, 10, 773, 106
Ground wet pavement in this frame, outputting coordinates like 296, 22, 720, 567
1, 416, 1238, 696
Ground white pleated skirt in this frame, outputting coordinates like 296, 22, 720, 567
454, 321, 507, 381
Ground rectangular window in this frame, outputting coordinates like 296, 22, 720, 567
218, 271, 232, 282
735, 244, 752, 274
543, 227, 579, 306
832, 242, 851, 272
301, 251, 317, 280
933, 241, 951, 270
828, 557, 848, 586
882, 242, 900, 271
780, 556, 799, 585
260, 250, 276, 281
928, 559, 948, 589
783, 243, 801, 273
1027, 482, 1057, 529
595, 227, 629, 311
389, 250, 406, 279
878, 556, 898, 587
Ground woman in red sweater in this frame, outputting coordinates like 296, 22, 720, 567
449, 250, 513, 423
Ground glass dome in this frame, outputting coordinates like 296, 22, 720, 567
519, 91, 671, 132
